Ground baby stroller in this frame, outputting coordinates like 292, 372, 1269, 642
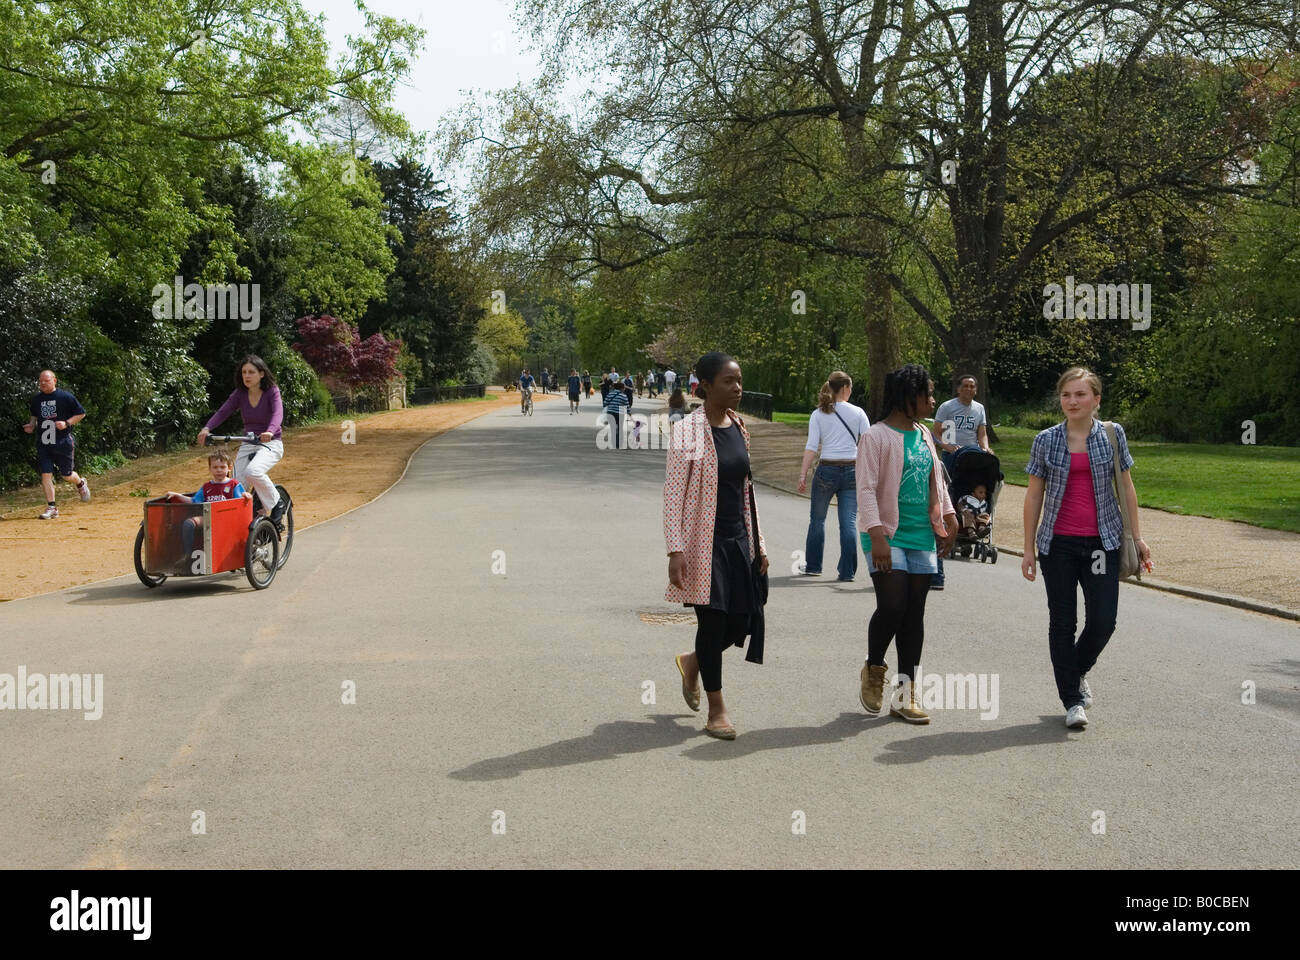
943, 446, 1003, 563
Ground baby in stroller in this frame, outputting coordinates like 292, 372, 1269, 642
945, 447, 1003, 563
958, 483, 991, 538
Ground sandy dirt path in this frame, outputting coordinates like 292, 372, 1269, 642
0, 390, 554, 601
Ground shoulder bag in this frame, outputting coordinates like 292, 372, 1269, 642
1103, 421, 1141, 580
831, 406, 860, 446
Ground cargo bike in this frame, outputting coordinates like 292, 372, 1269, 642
133, 434, 294, 590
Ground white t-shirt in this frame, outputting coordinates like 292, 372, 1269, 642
665, 370, 677, 387
805, 401, 871, 460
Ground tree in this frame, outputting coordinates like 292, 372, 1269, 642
362, 157, 482, 384
449, 0, 1299, 412
293, 314, 401, 395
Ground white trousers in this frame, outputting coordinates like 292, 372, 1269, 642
235, 439, 282, 512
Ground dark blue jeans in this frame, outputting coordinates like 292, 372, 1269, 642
805, 463, 858, 579
1039, 535, 1119, 708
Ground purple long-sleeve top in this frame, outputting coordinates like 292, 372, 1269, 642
205, 386, 284, 439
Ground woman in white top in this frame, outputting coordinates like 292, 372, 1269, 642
798, 371, 871, 580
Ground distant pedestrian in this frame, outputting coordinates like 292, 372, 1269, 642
929, 374, 992, 590
855, 364, 956, 724
1022, 367, 1152, 730
667, 387, 687, 425
688, 369, 699, 396
664, 368, 678, 394
798, 371, 870, 581
23, 370, 91, 519
635, 372, 645, 398
603, 374, 631, 448
540, 367, 551, 395
567, 368, 582, 414
665, 353, 768, 740
582, 369, 593, 398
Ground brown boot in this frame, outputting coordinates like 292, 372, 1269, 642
889, 675, 931, 724
859, 662, 888, 715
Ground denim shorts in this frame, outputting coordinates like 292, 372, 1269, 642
860, 534, 939, 575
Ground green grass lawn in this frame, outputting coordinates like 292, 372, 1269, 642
772, 411, 812, 426
987, 426, 1299, 532
769, 414, 1300, 532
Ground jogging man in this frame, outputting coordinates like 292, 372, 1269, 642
23, 370, 91, 519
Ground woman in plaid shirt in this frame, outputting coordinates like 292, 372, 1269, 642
1022, 367, 1153, 730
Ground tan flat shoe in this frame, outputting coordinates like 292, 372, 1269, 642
704, 723, 736, 740
675, 654, 701, 712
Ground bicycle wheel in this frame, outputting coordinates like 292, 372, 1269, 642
133, 524, 166, 588
274, 485, 294, 568
244, 518, 280, 589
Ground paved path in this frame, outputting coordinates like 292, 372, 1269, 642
1, 397, 1296, 867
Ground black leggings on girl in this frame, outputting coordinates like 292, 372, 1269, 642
692, 606, 750, 692
867, 571, 932, 680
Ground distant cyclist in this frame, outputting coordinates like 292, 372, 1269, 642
519, 369, 536, 413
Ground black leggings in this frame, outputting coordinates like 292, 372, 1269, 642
867, 572, 932, 681
692, 607, 750, 693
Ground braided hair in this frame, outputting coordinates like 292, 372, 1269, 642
880, 363, 933, 420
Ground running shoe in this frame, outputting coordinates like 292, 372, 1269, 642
1066, 705, 1088, 729
39, 505, 59, 519
1079, 676, 1093, 708
77, 478, 91, 502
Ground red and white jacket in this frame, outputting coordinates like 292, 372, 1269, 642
663, 407, 767, 605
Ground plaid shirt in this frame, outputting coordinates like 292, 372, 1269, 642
1026, 419, 1134, 555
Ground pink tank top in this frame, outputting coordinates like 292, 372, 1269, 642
1054, 452, 1099, 536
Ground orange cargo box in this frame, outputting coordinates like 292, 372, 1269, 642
142, 496, 253, 576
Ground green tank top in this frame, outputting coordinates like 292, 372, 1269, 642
889, 425, 936, 551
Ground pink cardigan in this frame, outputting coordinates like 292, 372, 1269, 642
855, 421, 956, 541
663, 407, 767, 605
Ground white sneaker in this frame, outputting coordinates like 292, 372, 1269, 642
39, 505, 59, 519
78, 478, 91, 502
1079, 676, 1093, 708
1065, 705, 1088, 729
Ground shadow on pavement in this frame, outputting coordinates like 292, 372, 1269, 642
681, 711, 883, 760
1253, 658, 1300, 715
64, 578, 246, 605
447, 713, 697, 781
767, 576, 868, 592
874, 715, 1073, 764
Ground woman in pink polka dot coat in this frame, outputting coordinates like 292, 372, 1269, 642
664, 354, 768, 740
